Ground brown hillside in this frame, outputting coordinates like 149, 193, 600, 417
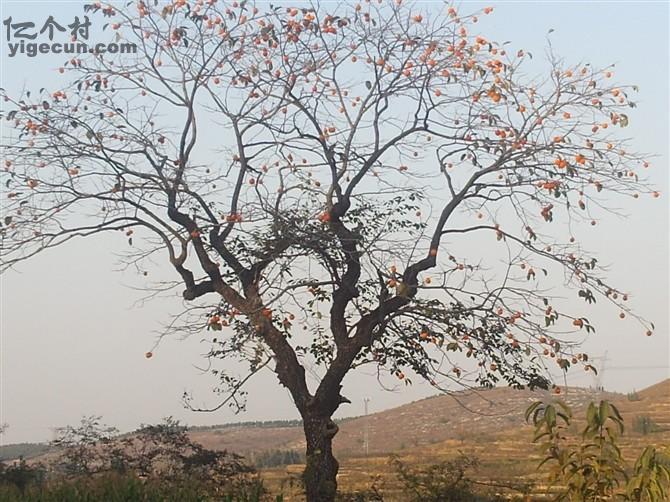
332, 386, 620, 458
260, 381, 670, 499
637, 378, 670, 400
190, 385, 626, 458
618, 378, 670, 431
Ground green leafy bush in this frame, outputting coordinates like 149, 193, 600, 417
527, 399, 670, 501
632, 415, 662, 435
0, 458, 46, 493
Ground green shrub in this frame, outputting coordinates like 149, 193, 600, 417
527, 399, 670, 501
389, 453, 501, 502
632, 415, 661, 435
0, 458, 46, 493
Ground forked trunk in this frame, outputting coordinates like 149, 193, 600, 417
302, 413, 339, 502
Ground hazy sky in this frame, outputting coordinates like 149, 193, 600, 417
1, 1, 668, 445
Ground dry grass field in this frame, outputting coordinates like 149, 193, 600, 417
189, 380, 669, 500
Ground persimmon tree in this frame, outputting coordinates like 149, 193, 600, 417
0, 1, 659, 500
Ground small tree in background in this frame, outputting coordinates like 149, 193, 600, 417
0, 1, 660, 499
125, 416, 254, 490
47, 416, 259, 497
390, 453, 481, 502
51, 416, 120, 477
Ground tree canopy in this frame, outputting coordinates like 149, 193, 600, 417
0, 1, 659, 499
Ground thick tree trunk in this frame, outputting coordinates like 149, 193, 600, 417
302, 413, 339, 502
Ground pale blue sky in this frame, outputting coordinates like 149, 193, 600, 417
1, 1, 668, 445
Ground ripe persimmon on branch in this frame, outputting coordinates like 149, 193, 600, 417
0, 1, 659, 500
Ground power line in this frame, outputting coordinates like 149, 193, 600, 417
606, 365, 669, 370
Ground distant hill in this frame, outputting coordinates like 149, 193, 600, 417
0, 442, 49, 462
3, 380, 668, 466
190, 385, 628, 458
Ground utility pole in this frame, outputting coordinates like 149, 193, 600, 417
363, 398, 370, 457
598, 350, 609, 391
591, 351, 609, 394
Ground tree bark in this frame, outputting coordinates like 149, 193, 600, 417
302, 413, 339, 502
